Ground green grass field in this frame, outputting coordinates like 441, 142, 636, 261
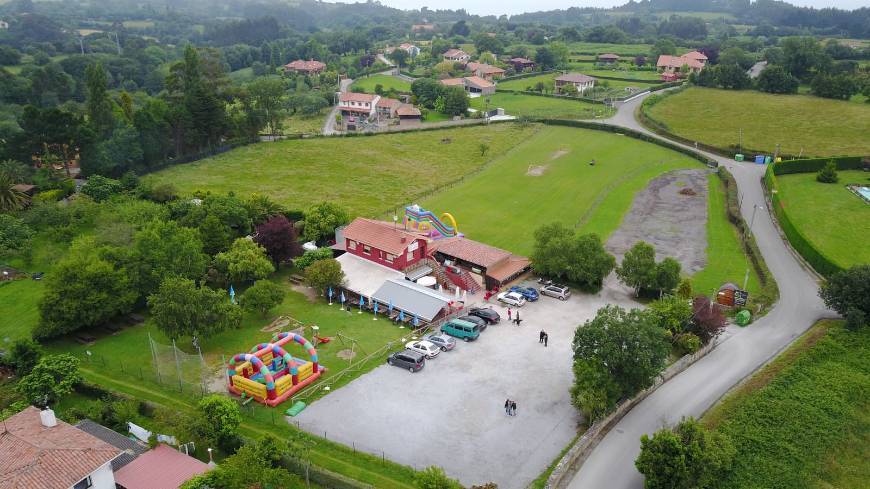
283, 110, 327, 135
350, 74, 411, 93
703, 320, 869, 489
421, 126, 758, 292
775, 170, 870, 269
499, 72, 659, 92
145, 124, 537, 217
645, 87, 870, 156
470, 92, 605, 119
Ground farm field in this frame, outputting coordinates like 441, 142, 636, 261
703, 320, 870, 489
350, 74, 411, 93
499, 72, 659, 92
144, 124, 537, 217
283, 109, 327, 135
774, 170, 870, 269
421, 126, 758, 293
644, 87, 870, 156
470, 92, 605, 119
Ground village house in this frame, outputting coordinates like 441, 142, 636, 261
396, 104, 422, 122
555, 73, 596, 94
398, 42, 421, 58
466, 62, 506, 81
656, 51, 707, 77
283, 59, 327, 75
376, 97, 402, 119
114, 444, 212, 489
443, 48, 471, 63
0, 407, 122, 489
339, 92, 380, 120
440, 76, 496, 96
342, 218, 429, 271
0, 20, 8, 29
508, 57, 536, 72
597, 53, 620, 64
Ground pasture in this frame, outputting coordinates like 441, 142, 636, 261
703, 320, 870, 489
144, 124, 537, 217
774, 170, 870, 269
350, 74, 411, 94
470, 92, 604, 119
644, 87, 870, 156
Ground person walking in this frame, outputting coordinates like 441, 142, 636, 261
515, 311, 521, 326
507, 307, 512, 321
544, 333, 549, 347
511, 400, 517, 416
504, 398, 511, 416
539, 330, 545, 343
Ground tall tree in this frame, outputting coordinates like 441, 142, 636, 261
16, 354, 82, 407
819, 265, 870, 329
148, 276, 241, 339
0, 172, 27, 212
132, 219, 209, 295
85, 62, 115, 138
214, 238, 275, 284
247, 77, 287, 137
254, 215, 302, 267
617, 241, 657, 294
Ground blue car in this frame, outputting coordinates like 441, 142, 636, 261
509, 286, 539, 301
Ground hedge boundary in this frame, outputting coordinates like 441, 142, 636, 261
762, 156, 864, 277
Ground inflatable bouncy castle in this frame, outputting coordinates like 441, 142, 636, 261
226, 332, 325, 407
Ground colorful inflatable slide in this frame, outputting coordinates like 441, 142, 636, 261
404, 204, 458, 239
226, 332, 325, 407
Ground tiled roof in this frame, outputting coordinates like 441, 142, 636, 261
340, 92, 378, 103
656, 54, 704, 70
430, 237, 511, 269
487, 255, 530, 282
376, 97, 401, 108
396, 104, 421, 116
75, 419, 148, 471
464, 75, 495, 88
467, 62, 505, 74
284, 59, 326, 71
399, 43, 416, 50
114, 444, 210, 489
439, 77, 466, 86
343, 218, 421, 255
684, 50, 708, 60
555, 73, 596, 83
509, 57, 534, 64
0, 407, 121, 489
443, 48, 469, 58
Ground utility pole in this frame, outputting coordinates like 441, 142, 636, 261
79, 36, 85, 55
748, 204, 758, 238
738, 127, 743, 151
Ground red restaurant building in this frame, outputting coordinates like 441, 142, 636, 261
342, 218, 428, 271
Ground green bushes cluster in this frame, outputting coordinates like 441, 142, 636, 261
763, 163, 849, 277
717, 167, 779, 309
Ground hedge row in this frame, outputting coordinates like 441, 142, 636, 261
538, 118, 719, 168
770, 156, 864, 175
717, 167, 779, 310
498, 69, 558, 82
763, 166, 845, 277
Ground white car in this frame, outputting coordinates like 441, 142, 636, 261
497, 291, 526, 307
405, 340, 441, 359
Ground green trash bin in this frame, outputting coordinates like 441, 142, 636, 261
765, 156, 772, 164
735, 153, 744, 162
286, 401, 307, 417
736, 310, 751, 326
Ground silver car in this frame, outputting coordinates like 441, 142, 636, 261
540, 284, 571, 300
424, 333, 457, 351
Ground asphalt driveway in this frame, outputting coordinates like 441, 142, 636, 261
293, 277, 640, 488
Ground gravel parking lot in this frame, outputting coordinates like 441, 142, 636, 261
293, 277, 640, 488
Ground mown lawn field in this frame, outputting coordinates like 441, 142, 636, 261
470, 92, 605, 119
775, 170, 870, 269
420, 125, 758, 292
283, 110, 327, 135
703, 320, 869, 489
498, 72, 659, 92
144, 124, 537, 217
645, 87, 870, 156
350, 74, 411, 93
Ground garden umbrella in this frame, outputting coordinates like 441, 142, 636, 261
388, 300, 393, 314
359, 295, 364, 313
373, 301, 379, 320
398, 310, 405, 323
340, 291, 346, 304
413, 315, 419, 328
328, 287, 333, 304
229, 285, 236, 304
454, 287, 460, 301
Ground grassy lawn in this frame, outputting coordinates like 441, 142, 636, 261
350, 74, 411, 93
469, 92, 606, 120
691, 174, 761, 297
122, 20, 155, 28
703, 320, 869, 489
774, 170, 870, 269
421, 125, 700, 256
144, 123, 537, 217
581, 69, 662, 81
421, 110, 451, 122
497, 73, 559, 91
645, 87, 870, 156
283, 110, 327, 135
499, 73, 658, 97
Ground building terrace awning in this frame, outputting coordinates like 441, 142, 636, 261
405, 266, 433, 282
371, 279, 452, 322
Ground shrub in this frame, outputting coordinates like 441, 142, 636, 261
815, 160, 839, 183
6, 338, 43, 375
32, 189, 65, 203
675, 333, 702, 355
819, 265, 870, 321
293, 247, 333, 270
81, 175, 123, 202
415, 466, 462, 489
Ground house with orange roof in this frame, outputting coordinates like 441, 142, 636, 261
656, 51, 707, 77
443, 48, 471, 62
339, 92, 380, 119
440, 76, 495, 96
283, 59, 327, 75
466, 62, 506, 81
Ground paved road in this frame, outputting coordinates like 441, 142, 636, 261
322, 77, 354, 135
567, 92, 834, 489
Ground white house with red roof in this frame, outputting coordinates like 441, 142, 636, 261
555, 73, 596, 94
656, 51, 708, 76
442, 48, 471, 62
339, 92, 380, 119
466, 62, 506, 81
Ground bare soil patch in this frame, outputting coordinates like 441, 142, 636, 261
526, 165, 549, 176
550, 148, 570, 160
606, 169, 709, 274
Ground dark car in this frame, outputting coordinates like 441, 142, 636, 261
510, 286, 539, 301
468, 307, 501, 325
387, 349, 425, 372
458, 315, 487, 331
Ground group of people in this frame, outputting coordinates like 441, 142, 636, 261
539, 330, 549, 347
506, 308, 523, 326
504, 399, 518, 416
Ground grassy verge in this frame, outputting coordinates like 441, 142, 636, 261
702, 320, 869, 488
644, 87, 870, 156
528, 433, 582, 489
774, 170, 870, 270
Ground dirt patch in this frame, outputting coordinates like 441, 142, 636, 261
336, 349, 357, 361
606, 169, 709, 274
291, 283, 319, 302
526, 165, 549, 176
550, 148, 570, 160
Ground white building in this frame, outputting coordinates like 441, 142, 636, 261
0, 20, 9, 29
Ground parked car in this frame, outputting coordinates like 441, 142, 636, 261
540, 284, 571, 301
458, 315, 488, 331
440, 319, 481, 341
387, 349, 426, 372
423, 333, 456, 351
405, 340, 441, 359
468, 307, 500, 324
509, 286, 539, 301
497, 291, 526, 307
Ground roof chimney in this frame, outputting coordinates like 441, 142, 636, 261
400, 237, 407, 243
40, 408, 57, 428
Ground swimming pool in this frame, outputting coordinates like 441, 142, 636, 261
857, 186, 870, 202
